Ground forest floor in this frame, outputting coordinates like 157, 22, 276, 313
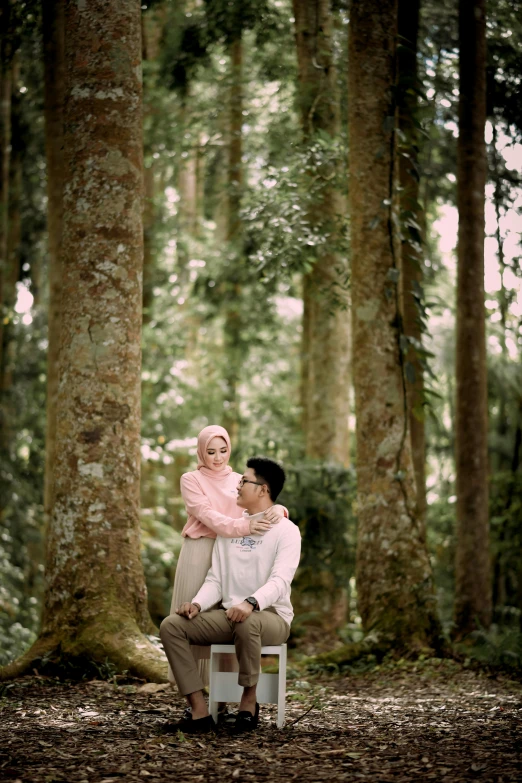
0, 659, 521, 783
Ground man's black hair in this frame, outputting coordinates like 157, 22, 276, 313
246, 456, 286, 501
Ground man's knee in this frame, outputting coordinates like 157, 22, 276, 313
233, 613, 261, 639
160, 613, 186, 642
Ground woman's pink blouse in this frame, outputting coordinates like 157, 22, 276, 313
180, 470, 250, 540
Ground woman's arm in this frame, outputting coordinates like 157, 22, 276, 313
181, 474, 272, 538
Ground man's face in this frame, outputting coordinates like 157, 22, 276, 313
236, 467, 266, 508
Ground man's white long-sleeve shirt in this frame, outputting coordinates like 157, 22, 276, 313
192, 512, 301, 626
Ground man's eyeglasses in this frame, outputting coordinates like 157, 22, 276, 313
238, 478, 265, 488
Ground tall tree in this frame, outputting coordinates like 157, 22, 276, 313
1, 0, 166, 681
454, 0, 491, 637
0, 53, 21, 410
348, 0, 441, 651
141, 5, 167, 320
397, 0, 427, 521
222, 32, 244, 444
42, 0, 65, 528
0, 0, 13, 424
292, 0, 350, 464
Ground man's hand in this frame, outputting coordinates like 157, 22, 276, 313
176, 602, 200, 619
226, 601, 254, 623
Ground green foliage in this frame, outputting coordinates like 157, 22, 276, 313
279, 462, 357, 593
487, 0, 522, 135
158, 0, 288, 92
0, 313, 47, 667
455, 626, 522, 671
141, 517, 183, 626
2, 0, 522, 670
242, 134, 349, 288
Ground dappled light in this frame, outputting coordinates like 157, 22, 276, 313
1, 0, 521, 779
1, 664, 521, 780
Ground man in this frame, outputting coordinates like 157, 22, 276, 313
160, 456, 301, 734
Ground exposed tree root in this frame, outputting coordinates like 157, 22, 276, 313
301, 631, 452, 671
69, 628, 169, 683
0, 622, 169, 683
301, 640, 381, 670
0, 635, 59, 681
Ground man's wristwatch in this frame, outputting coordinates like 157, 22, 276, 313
245, 596, 259, 611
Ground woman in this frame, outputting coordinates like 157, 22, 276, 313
168, 424, 284, 687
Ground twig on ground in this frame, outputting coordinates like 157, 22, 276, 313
286, 704, 315, 727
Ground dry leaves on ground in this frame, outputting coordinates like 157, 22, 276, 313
0, 661, 521, 782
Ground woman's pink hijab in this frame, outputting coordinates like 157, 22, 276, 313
196, 425, 232, 474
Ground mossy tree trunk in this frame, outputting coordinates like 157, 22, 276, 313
1, 0, 167, 683
42, 0, 65, 530
397, 0, 427, 522
454, 0, 491, 639
293, 0, 350, 465
348, 0, 441, 652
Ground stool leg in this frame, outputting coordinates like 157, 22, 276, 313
277, 645, 287, 728
209, 648, 219, 724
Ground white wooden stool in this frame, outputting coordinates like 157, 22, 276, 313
209, 643, 287, 728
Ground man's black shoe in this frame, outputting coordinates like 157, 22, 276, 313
232, 703, 260, 733
163, 713, 216, 735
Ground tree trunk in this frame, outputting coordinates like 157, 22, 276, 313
227, 37, 243, 243
142, 162, 156, 320
453, 0, 491, 638
293, 0, 350, 465
141, 8, 166, 321
42, 0, 65, 530
0, 0, 13, 437
1, 0, 167, 682
175, 95, 199, 291
397, 0, 427, 522
490, 124, 509, 617
222, 35, 243, 446
0, 53, 21, 423
177, 102, 199, 241
491, 122, 509, 471
348, 0, 441, 652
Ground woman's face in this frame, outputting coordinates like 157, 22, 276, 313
205, 436, 229, 471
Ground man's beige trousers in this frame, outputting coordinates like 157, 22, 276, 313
160, 609, 290, 696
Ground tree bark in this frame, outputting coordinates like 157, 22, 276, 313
293, 0, 350, 465
454, 0, 491, 638
177, 103, 199, 241
222, 35, 243, 445
1, 0, 167, 682
142, 162, 156, 319
0, 53, 21, 420
348, 0, 441, 652
141, 7, 166, 321
42, 0, 65, 531
0, 0, 13, 438
397, 0, 427, 522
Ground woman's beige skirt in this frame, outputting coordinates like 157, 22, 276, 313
168, 536, 237, 686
